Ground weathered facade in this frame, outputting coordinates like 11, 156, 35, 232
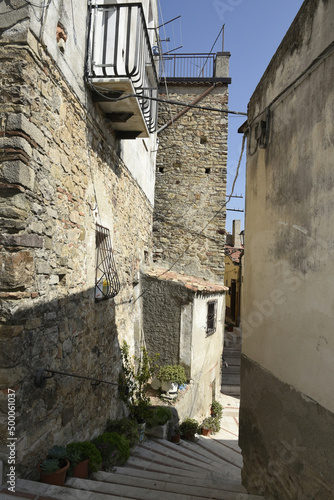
142, 53, 231, 419
0, 0, 159, 478
153, 53, 230, 281
240, 0, 334, 498
142, 268, 227, 421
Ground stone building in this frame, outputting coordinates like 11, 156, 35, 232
240, 0, 334, 498
0, 0, 159, 477
153, 52, 231, 281
142, 52, 231, 419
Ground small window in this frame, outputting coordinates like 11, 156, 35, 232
95, 224, 120, 301
206, 300, 217, 336
205, 168, 211, 174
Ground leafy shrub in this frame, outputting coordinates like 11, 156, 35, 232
158, 365, 187, 385
180, 418, 199, 435
211, 400, 223, 418
145, 407, 172, 428
66, 441, 102, 472
92, 432, 130, 471
105, 418, 140, 448
201, 416, 220, 432
119, 341, 160, 422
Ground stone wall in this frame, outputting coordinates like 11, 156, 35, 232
154, 83, 228, 282
142, 275, 193, 367
0, 38, 153, 477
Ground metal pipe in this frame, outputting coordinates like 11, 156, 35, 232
157, 84, 216, 134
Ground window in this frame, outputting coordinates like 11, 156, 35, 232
206, 300, 217, 336
95, 224, 120, 301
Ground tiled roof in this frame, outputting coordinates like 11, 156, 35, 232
144, 268, 228, 294
225, 245, 243, 264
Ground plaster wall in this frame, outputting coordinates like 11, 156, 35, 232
243, 0, 334, 414
241, 0, 334, 497
190, 294, 225, 419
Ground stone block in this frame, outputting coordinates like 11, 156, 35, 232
0, 233, 43, 248
1, 161, 35, 191
0, 249, 33, 289
0, 325, 23, 339
6, 113, 45, 149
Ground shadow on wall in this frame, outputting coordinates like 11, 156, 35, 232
1, 286, 123, 479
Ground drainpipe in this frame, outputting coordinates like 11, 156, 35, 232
157, 83, 216, 135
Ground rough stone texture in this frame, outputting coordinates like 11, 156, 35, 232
142, 274, 193, 366
154, 83, 228, 282
0, 40, 153, 477
240, 355, 334, 500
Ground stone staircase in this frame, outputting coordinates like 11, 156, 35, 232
0, 432, 265, 500
221, 327, 242, 396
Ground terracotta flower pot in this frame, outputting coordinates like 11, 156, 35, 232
73, 459, 89, 479
38, 459, 70, 486
201, 428, 211, 436
171, 434, 181, 444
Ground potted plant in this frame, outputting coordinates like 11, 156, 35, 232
105, 418, 140, 449
158, 365, 187, 393
91, 432, 130, 471
210, 400, 223, 419
145, 406, 172, 439
201, 416, 220, 436
38, 446, 70, 486
179, 418, 199, 441
170, 425, 181, 444
66, 441, 102, 478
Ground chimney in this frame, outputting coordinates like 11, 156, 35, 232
233, 220, 241, 247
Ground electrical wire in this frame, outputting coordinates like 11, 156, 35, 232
133, 132, 246, 304
198, 24, 225, 78
88, 82, 246, 116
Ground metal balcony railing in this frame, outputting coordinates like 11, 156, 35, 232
87, 2, 159, 133
160, 53, 216, 80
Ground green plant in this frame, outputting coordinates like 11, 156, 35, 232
158, 365, 187, 385
201, 416, 220, 432
211, 400, 223, 418
47, 446, 67, 460
105, 418, 140, 448
66, 441, 102, 472
119, 341, 160, 421
145, 407, 172, 428
39, 458, 60, 474
179, 418, 199, 435
39, 446, 69, 474
92, 432, 130, 470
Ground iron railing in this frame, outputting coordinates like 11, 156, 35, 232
87, 2, 159, 133
160, 53, 216, 80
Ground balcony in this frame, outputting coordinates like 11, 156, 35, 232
87, 2, 159, 139
160, 53, 231, 83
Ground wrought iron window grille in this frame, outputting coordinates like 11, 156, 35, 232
206, 300, 218, 336
95, 224, 120, 300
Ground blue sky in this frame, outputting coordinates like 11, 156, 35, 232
158, 0, 304, 233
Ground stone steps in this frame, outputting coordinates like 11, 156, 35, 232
222, 328, 242, 395
0, 433, 265, 500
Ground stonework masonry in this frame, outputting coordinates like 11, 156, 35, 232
0, 39, 153, 477
154, 82, 228, 282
